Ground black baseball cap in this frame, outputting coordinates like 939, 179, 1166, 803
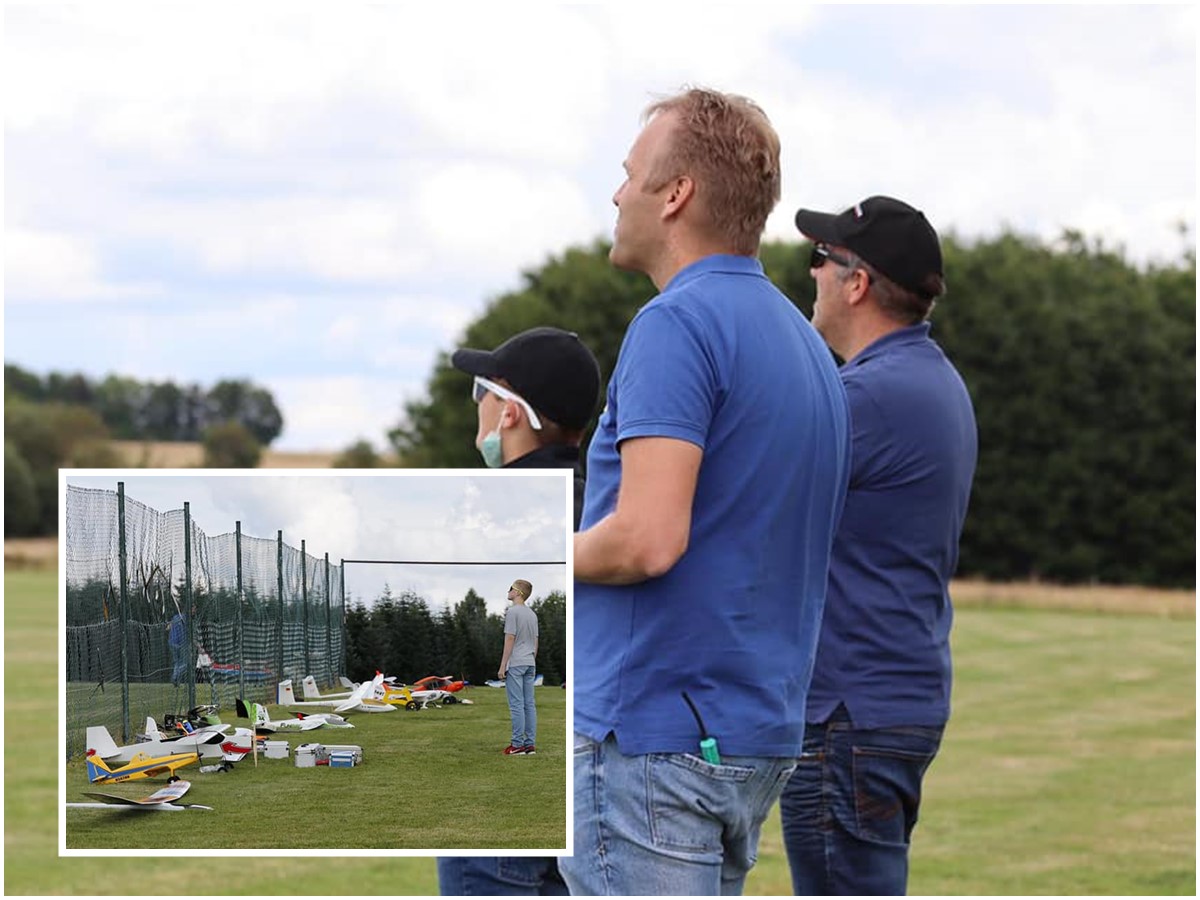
795, 196, 944, 298
451, 327, 601, 430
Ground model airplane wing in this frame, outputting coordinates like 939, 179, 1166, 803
74, 780, 212, 811
85, 780, 192, 805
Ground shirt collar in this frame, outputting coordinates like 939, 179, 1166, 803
847, 322, 933, 368
663, 254, 765, 293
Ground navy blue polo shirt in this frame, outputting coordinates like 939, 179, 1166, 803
575, 255, 850, 757
806, 323, 977, 729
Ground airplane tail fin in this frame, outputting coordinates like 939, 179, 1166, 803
277, 680, 298, 705
86, 725, 122, 760
301, 675, 322, 699
338, 675, 355, 689
236, 698, 269, 728
85, 753, 115, 783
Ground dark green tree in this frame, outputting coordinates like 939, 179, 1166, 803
528, 590, 566, 685
202, 421, 262, 468
388, 232, 1194, 588
333, 439, 382, 468
4, 441, 40, 536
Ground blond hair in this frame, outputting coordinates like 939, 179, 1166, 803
511, 579, 533, 600
643, 87, 781, 255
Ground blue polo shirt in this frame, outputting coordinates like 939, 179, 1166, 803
575, 255, 850, 757
806, 323, 977, 729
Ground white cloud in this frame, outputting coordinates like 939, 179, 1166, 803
416, 163, 599, 280
8, 4, 1194, 451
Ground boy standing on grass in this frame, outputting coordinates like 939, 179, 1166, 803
499, 578, 539, 756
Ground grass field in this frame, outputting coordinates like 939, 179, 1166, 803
65, 687, 566, 851
7, 568, 1196, 894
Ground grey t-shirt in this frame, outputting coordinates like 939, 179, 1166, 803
504, 603, 539, 668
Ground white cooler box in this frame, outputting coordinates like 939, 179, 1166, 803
263, 740, 289, 760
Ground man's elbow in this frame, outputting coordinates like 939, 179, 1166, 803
632, 531, 689, 579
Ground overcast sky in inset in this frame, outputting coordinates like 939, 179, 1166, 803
65, 471, 572, 617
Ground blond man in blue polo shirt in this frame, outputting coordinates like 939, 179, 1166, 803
565, 88, 850, 896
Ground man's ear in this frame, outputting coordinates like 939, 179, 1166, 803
845, 269, 872, 307
661, 175, 695, 221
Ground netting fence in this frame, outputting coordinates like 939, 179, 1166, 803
65, 482, 344, 759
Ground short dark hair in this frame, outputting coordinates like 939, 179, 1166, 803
837, 252, 942, 324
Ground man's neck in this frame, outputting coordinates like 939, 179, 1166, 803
840, 319, 909, 364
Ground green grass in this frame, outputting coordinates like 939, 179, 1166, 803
65, 687, 566, 851
8, 569, 1196, 894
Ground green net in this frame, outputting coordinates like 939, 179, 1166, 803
65, 484, 344, 759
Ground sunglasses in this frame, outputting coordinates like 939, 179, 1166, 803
471, 376, 543, 430
809, 243, 855, 270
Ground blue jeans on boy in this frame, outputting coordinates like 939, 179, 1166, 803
778, 705, 944, 895
559, 732, 799, 896
436, 857, 567, 895
505, 665, 537, 748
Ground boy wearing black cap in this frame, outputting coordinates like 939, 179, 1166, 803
436, 327, 600, 896
451, 326, 601, 530
780, 196, 978, 895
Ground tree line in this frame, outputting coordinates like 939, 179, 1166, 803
5, 372, 283, 536
389, 230, 1195, 589
4, 367, 283, 444
343, 587, 567, 687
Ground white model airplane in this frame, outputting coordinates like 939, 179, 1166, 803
485, 674, 545, 688
87, 720, 227, 765
276, 674, 394, 713
67, 780, 212, 812
236, 698, 354, 732
301, 675, 355, 700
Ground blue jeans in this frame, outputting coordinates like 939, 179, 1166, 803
560, 732, 799, 896
505, 665, 537, 747
436, 857, 567, 895
778, 705, 944, 895
170, 645, 188, 685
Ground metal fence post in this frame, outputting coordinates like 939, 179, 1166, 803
340, 559, 346, 678
301, 539, 309, 680
117, 481, 130, 742
277, 530, 284, 685
184, 501, 195, 710
236, 521, 244, 703
324, 553, 332, 683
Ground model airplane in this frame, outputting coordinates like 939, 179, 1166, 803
301, 675, 355, 700
236, 698, 354, 732
413, 675, 469, 693
485, 674, 545, 688
372, 674, 470, 709
88, 721, 227, 766
85, 747, 199, 784
139, 718, 255, 766
67, 780, 212, 811
276, 675, 394, 713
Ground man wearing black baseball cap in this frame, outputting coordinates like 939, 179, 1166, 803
780, 196, 978, 895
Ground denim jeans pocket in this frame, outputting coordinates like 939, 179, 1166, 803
850, 744, 938, 846
646, 753, 756, 853
495, 857, 552, 887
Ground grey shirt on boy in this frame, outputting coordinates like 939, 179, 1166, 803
504, 604, 539, 668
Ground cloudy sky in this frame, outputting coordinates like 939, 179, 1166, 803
64, 471, 572, 616
8, 4, 1196, 450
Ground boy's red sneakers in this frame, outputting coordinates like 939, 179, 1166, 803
503, 744, 525, 755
